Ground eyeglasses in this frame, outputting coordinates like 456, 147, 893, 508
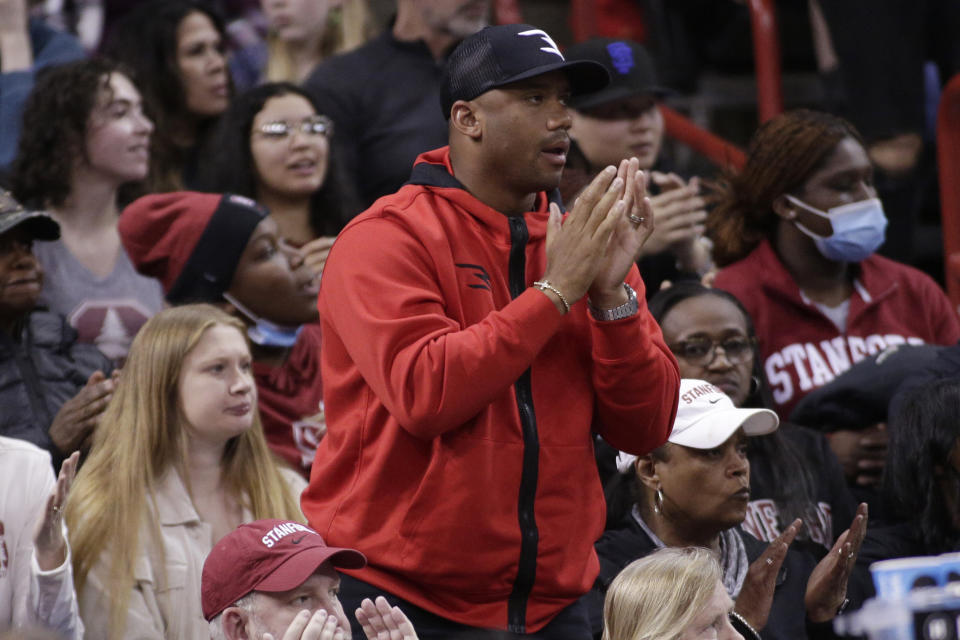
670, 336, 756, 366
256, 115, 333, 140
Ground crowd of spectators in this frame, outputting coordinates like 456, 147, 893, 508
0, 0, 959, 638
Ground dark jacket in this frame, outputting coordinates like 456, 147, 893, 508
746, 423, 857, 559
592, 514, 826, 640
0, 310, 112, 468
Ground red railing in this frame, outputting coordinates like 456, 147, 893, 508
569, 0, 597, 43
564, 0, 785, 123
937, 73, 960, 308
660, 105, 747, 171
747, 0, 784, 122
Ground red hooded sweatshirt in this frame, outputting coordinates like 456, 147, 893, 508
301, 148, 679, 632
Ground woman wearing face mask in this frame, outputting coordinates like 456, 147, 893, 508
103, 1, 232, 193
195, 83, 352, 278
118, 192, 325, 478
603, 547, 745, 640
593, 379, 868, 640
11, 58, 164, 366
646, 282, 856, 563
708, 110, 960, 493
65, 304, 305, 640
709, 109, 960, 420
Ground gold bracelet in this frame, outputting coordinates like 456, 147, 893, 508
533, 280, 570, 314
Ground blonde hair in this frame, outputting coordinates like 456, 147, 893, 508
65, 304, 303, 639
265, 0, 374, 83
602, 547, 723, 640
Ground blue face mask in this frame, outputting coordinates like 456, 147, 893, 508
786, 195, 888, 263
222, 293, 303, 348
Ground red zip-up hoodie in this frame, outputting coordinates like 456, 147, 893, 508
301, 147, 679, 632
714, 240, 960, 418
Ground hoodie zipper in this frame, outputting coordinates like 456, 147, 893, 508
506, 216, 539, 633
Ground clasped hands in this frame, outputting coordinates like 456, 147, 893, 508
540, 158, 654, 314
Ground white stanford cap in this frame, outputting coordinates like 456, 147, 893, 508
616, 379, 779, 473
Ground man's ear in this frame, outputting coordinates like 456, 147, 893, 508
450, 100, 482, 140
635, 454, 662, 491
772, 194, 797, 221
221, 607, 252, 640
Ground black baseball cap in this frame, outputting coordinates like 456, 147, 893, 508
439, 24, 610, 119
0, 190, 60, 241
565, 38, 669, 110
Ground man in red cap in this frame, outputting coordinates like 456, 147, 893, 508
203, 519, 418, 640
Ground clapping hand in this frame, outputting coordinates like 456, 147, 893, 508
33, 451, 80, 571
734, 518, 801, 630
262, 609, 345, 640
357, 597, 419, 640
587, 158, 655, 308
805, 503, 868, 622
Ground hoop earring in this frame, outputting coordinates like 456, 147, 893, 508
749, 375, 761, 396
653, 488, 664, 515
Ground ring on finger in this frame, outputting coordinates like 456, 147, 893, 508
765, 557, 773, 566
628, 214, 644, 225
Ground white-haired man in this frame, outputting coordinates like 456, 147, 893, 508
203, 519, 417, 640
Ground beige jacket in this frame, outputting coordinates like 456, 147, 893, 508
79, 467, 306, 639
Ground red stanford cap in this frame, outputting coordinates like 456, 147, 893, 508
201, 519, 366, 620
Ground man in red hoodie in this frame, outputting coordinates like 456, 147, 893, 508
302, 23, 680, 639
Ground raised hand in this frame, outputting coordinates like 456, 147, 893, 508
0, 0, 32, 71
641, 173, 708, 257
300, 236, 337, 280
734, 518, 801, 630
805, 503, 868, 622
33, 451, 80, 571
540, 165, 626, 312
587, 157, 655, 309
262, 609, 345, 640
356, 597, 419, 640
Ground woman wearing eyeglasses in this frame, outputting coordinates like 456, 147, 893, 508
644, 281, 857, 563
196, 82, 353, 280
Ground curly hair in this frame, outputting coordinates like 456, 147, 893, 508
11, 58, 125, 209
194, 82, 347, 237
885, 378, 960, 553
707, 109, 862, 267
102, 0, 229, 193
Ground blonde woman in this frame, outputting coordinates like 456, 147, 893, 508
261, 0, 373, 83
64, 305, 305, 640
604, 548, 747, 640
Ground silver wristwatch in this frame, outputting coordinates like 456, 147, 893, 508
588, 283, 638, 321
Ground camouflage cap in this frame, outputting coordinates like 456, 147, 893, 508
0, 191, 60, 241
